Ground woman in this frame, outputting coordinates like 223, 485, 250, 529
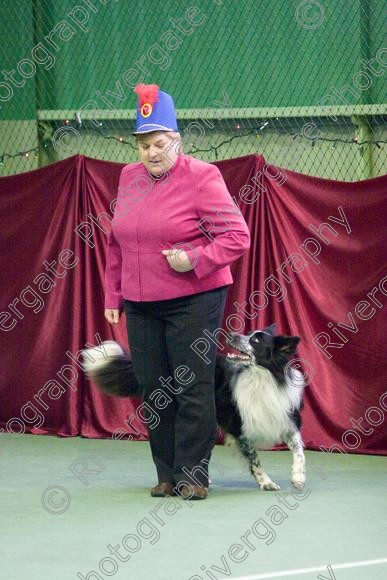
104, 84, 250, 500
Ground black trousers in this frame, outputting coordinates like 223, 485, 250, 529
124, 285, 228, 487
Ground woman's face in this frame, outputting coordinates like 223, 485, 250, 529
137, 131, 180, 177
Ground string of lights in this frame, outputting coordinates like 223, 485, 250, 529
289, 133, 384, 149
1, 120, 385, 167
0, 147, 39, 166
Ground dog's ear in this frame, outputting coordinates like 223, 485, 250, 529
274, 336, 300, 355
264, 323, 277, 336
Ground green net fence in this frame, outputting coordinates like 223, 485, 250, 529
1, 0, 386, 180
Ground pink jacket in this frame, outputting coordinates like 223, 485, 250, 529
104, 154, 250, 307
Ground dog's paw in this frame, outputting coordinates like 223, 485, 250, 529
292, 480, 305, 490
224, 434, 236, 448
291, 456, 305, 489
260, 480, 281, 491
291, 470, 306, 489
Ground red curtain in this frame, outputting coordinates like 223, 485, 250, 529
1, 154, 386, 454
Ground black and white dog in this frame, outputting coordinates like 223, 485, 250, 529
82, 324, 306, 491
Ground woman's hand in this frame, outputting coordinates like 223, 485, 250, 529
104, 309, 121, 324
162, 249, 193, 272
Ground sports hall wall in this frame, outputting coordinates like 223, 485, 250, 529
0, 0, 386, 180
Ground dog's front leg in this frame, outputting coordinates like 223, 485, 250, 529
286, 431, 306, 489
237, 437, 280, 491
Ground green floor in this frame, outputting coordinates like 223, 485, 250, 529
0, 433, 386, 580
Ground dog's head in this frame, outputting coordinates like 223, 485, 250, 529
226, 324, 300, 370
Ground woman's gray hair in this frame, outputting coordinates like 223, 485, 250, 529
167, 131, 183, 154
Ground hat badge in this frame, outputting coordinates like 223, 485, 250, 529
141, 102, 152, 117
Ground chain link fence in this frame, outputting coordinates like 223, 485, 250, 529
1, 0, 386, 180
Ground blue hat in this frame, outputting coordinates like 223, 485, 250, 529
133, 84, 178, 134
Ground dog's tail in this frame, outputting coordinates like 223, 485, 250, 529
82, 343, 228, 398
82, 341, 141, 397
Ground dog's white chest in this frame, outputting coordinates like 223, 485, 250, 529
231, 366, 300, 448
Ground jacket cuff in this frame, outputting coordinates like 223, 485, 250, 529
104, 296, 124, 310
185, 246, 208, 280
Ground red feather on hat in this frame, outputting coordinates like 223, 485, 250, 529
134, 84, 160, 109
